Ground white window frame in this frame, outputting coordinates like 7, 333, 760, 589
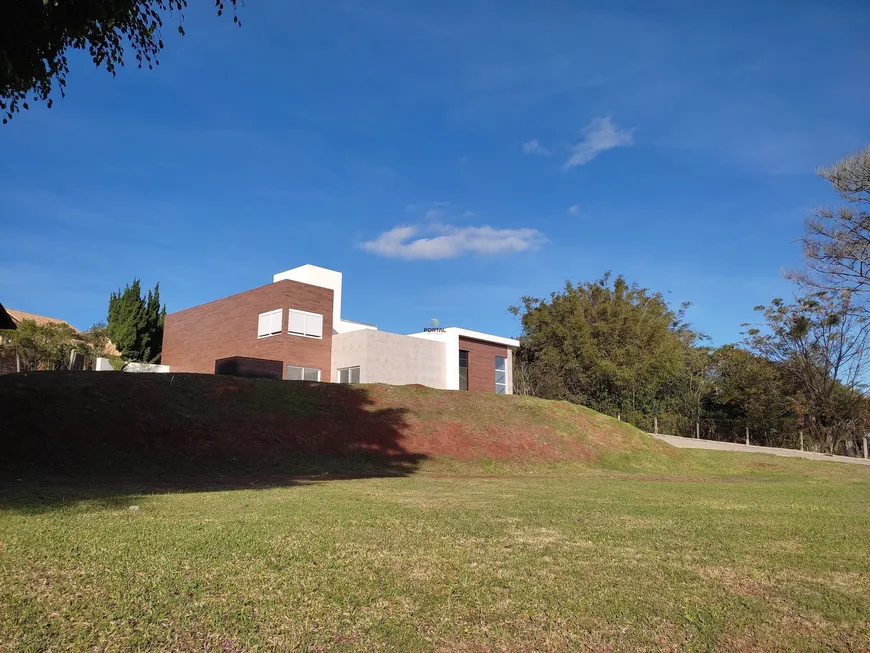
337, 366, 361, 384
257, 309, 283, 339
285, 365, 321, 382
495, 356, 507, 394
287, 308, 323, 339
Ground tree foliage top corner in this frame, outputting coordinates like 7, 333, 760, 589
0, 0, 240, 123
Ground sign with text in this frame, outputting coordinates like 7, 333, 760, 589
424, 318, 446, 333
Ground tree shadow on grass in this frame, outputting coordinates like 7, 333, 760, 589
0, 372, 427, 513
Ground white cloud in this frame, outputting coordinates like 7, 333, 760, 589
568, 204, 581, 215
564, 117, 634, 168
361, 223, 547, 260
522, 138, 552, 156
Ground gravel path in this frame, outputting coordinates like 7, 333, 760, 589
651, 433, 870, 467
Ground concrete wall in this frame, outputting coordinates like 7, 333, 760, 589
123, 362, 171, 373
331, 329, 370, 380
94, 357, 114, 371
332, 329, 447, 388
408, 330, 459, 389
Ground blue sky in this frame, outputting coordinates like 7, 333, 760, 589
2, 0, 869, 345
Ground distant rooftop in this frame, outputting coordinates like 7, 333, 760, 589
5, 309, 77, 331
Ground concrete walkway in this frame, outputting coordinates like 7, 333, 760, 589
651, 433, 870, 467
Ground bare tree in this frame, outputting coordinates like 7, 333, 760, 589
789, 145, 870, 301
745, 291, 870, 454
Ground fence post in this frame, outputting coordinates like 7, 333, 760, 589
617, 414, 621, 422
864, 436, 868, 460
654, 417, 658, 434
800, 430, 804, 451
696, 422, 700, 439
745, 427, 750, 446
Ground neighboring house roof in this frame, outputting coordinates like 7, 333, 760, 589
3, 308, 121, 357
102, 339, 121, 357
6, 309, 78, 331
0, 303, 15, 330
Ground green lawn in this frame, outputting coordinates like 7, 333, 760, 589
2, 452, 869, 652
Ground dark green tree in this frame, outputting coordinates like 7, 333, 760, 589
705, 345, 797, 446
108, 279, 146, 359
142, 283, 167, 362
1, 0, 240, 123
510, 272, 703, 428
107, 279, 165, 361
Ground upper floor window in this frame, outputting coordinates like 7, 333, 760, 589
257, 309, 283, 338
495, 356, 507, 394
288, 309, 323, 339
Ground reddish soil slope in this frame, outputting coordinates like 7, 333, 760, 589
0, 372, 670, 477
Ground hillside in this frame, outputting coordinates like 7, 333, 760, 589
0, 372, 674, 478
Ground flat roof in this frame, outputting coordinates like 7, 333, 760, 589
450, 327, 519, 348
407, 327, 519, 348
340, 317, 378, 328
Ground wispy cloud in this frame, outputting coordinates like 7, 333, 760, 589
361, 223, 547, 260
522, 139, 552, 157
564, 117, 634, 168
568, 204, 581, 215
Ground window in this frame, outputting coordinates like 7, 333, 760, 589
459, 350, 469, 391
257, 309, 283, 338
285, 365, 321, 382
288, 308, 323, 338
495, 356, 507, 394
337, 366, 361, 384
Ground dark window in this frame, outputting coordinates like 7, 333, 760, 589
459, 350, 469, 391
215, 356, 283, 380
495, 356, 507, 394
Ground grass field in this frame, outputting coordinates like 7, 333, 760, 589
1, 374, 869, 651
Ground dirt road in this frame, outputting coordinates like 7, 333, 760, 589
652, 433, 870, 467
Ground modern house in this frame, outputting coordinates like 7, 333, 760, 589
162, 264, 519, 393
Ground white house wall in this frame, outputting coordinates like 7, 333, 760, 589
332, 330, 448, 388
273, 264, 377, 334
407, 330, 460, 390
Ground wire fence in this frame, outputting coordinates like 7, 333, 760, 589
615, 412, 869, 458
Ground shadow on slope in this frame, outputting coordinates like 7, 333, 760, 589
0, 372, 423, 512
0, 372, 691, 512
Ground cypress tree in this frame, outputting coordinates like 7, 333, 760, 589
142, 283, 167, 362
107, 280, 165, 361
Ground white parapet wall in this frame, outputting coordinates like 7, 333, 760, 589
273, 264, 377, 334
123, 362, 171, 373
95, 357, 115, 371
407, 329, 460, 389
332, 329, 447, 388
